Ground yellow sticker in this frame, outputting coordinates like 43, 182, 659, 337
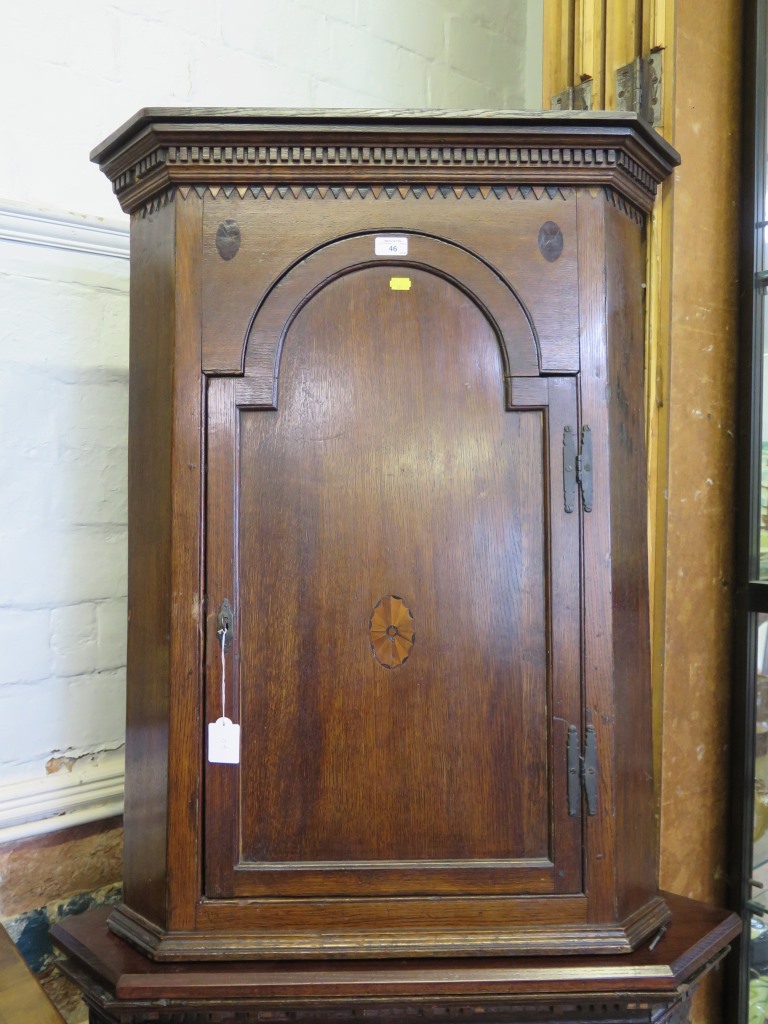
389, 277, 412, 291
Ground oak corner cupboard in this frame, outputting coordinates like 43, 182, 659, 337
92, 109, 679, 964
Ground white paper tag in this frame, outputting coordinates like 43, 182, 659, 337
208, 717, 241, 764
375, 236, 408, 256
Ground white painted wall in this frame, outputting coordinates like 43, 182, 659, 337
1, 0, 542, 221
0, 208, 129, 838
0, 0, 543, 839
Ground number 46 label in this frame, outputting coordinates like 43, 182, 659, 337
375, 236, 408, 256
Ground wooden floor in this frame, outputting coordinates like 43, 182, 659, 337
0, 924, 64, 1024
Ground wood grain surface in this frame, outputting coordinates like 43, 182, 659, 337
0, 925, 64, 1024
205, 265, 580, 900
201, 197, 578, 377
98, 113, 682, 963
52, 893, 739, 1008
121, 201, 176, 928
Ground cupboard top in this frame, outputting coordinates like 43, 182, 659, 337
91, 108, 679, 215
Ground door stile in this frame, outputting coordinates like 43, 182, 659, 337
204, 376, 240, 898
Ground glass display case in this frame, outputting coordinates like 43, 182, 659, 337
748, 632, 768, 1022
731, 3, 768, 1021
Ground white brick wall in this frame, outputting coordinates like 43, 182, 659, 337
0, 1, 542, 837
0, 214, 130, 829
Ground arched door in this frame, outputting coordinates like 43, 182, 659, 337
204, 260, 582, 903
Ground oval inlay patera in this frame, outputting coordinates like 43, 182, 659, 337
215, 219, 241, 261
537, 220, 564, 263
369, 595, 415, 669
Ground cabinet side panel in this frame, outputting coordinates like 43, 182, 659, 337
605, 203, 658, 915
122, 203, 177, 927
577, 192, 619, 923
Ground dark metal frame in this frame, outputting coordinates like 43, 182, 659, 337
727, 0, 766, 1019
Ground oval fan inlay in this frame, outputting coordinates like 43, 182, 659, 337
369, 596, 415, 669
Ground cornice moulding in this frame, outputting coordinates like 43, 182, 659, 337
91, 110, 679, 216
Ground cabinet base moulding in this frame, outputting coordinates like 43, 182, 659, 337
106, 895, 672, 961
51, 895, 740, 1024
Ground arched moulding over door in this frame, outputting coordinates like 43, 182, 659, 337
233, 232, 545, 411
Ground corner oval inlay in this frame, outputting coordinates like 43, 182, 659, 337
216, 219, 241, 261
537, 220, 564, 262
369, 596, 415, 669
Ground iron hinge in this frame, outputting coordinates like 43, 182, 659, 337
563, 425, 593, 514
615, 50, 663, 128
567, 724, 599, 817
551, 80, 593, 112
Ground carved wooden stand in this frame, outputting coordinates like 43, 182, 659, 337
52, 896, 738, 1024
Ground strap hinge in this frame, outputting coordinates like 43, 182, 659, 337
615, 50, 663, 128
563, 425, 593, 513
567, 724, 599, 816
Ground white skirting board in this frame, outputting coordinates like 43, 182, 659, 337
0, 747, 125, 844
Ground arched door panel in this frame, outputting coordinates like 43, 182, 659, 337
204, 264, 581, 901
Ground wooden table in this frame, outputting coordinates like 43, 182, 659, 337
51, 893, 740, 1024
0, 923, 64, 1024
